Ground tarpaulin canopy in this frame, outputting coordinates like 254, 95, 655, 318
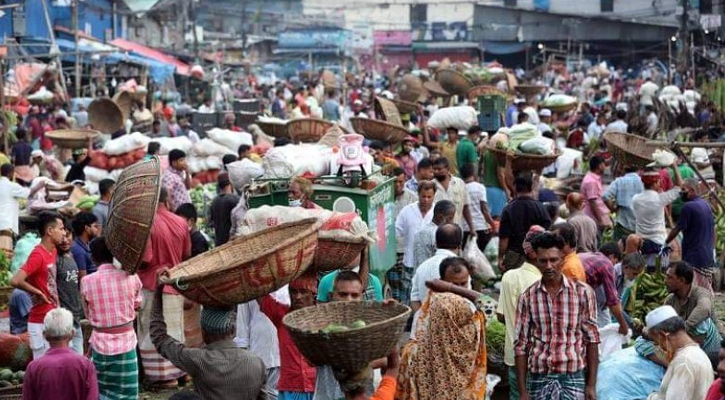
111, 38, 190, 76
105, 52, 176, 83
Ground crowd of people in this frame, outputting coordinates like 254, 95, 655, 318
1, 61, 725, 400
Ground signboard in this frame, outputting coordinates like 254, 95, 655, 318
278, 29, 350, 49
373, 30, 412, 47
411, 21, 470, 42
350, 23, 374, 50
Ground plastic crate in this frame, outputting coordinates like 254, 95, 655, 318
478, 112, 503, 132
476, 95, 506, 113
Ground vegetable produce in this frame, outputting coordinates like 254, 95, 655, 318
486, 320, 506, 365
0, 250, 10, 287
625, 270, 668, 325
321, 320, 367, 333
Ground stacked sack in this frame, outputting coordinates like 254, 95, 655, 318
85, 132, 149, 193
188, 129, 252, 185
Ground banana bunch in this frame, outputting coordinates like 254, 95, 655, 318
714, 192, 725, 260
625, 270, 668, 324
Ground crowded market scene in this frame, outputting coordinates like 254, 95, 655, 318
4, 0, 725, 399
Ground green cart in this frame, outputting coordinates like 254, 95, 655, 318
247, 175, 397, 278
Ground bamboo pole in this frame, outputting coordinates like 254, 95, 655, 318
669, 143, 725, 212
646, 141, 725, 148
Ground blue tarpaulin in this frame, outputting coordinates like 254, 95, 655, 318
481, 41, 530, 55
533, 0, 550, 11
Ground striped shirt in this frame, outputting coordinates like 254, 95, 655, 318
514, 276, 600, 374
80, 264, 142, 355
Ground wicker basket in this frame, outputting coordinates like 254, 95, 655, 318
106, 157, 162, 274
397, 74, 424, 103
45, 129, 99, 149
112, 90, 133, 122
312, 237, 368, 272
350, 118, 409, 144
390, 98, 417, 115
546, 102, 578, 114
0, 385, 22, 398
374, 97, 403, 127
88, 98, 124, 134
283, 301, 411, 371
467, 86, 506, 102
256, 120, 290, 138
514, 85, 546, 96
603, 132, 660, 167
288, 118, 340, 143
488, 146, 562, 172
163, 219, 319, 307
435, 69, 474, 96
423, 80, 450, 97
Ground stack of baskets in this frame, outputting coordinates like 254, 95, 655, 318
603, 132, 659, 167
435, 69, 474, 96
288, 118, 346, 143
374, 97, 403, 127
514, 85, 545, 97
397, 74, 424, 103
162, 219, 320, 307
350, 118, 408, 144
474, 93, 507, 132
488, 145, 562, 172
283, 301, 411, 371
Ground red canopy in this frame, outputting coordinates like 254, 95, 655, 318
110, 38, 190, 76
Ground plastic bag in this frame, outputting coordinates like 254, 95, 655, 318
102, 132, 150, 155
191, 138, 236, 158
12, 233, 41, 272
207, 128, 253, 153
463, 237, 496, 281
519, 137, 555, 155
596, 347, 665, 400
598, 323, 631, 361
427, 106, 478, 130
227, 159, 264, 191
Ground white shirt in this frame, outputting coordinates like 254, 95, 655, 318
434, 176, 470, 228
586, 121, 605, 144
605, 120, 628, 133
647, 112, 659, 135
410, 248, 463, 303
234, 286, 288, 369
523, 107, 540, 125
396, 202, 434, 268
0, 177, 30, 234
632, 188, 679, 244
464, 181, 490, 232
639, 81, 659, 106
646, 345, 712, 400
198, 104, 215, 114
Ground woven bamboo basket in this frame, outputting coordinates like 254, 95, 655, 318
256, 120, 290, 138
423, 80, 450, 97
313, 237, 369, 272
390, 98, 417, 114
435, 69, 474, 96
112, 90, 133, 122
288, 118, 341, 143
514, 85, 546, 96
603, 132, 659, 167
374, 97, 403, 127
350, 118, 409, 144
467, 86, 506, 102
397, 74, 424, 103
106, 157, 162, 274
546, 102, 578, 114
283, 301, 411, 371
88, 98, 124, 134
162, 219, 320, 307
45, 129, 99, 149
488, 146, 562, 172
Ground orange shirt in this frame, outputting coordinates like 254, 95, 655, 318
370, 376, 397, 400
561, 252, 586, 282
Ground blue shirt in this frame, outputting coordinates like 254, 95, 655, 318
70, 237, 96, 274
317, 270, 383, 302
602, 172, 644, 231
9, 289, 32, 334
678, 197, 715, 269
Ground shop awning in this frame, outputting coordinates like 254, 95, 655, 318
111, 38, 190, 76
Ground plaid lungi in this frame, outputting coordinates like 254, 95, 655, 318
138, 290, 186, 383
693, 267, 715, 296
92, 348, 139, 400
385, 253, 412, 305
526, 371, 586, 400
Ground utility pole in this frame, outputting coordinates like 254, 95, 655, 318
240, 0, 247, 59
72, 0, 80, 97
677, 0, 690, 75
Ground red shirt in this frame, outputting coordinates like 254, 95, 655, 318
21, 244, 58, 323
706, 379, 724, 400
259, 295, 316, 393
139, 207, 191, 294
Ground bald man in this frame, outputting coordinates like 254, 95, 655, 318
566, 192, 599, 253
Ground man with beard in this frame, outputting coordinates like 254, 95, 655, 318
70, 212, 100, 277
432, 157, 475, 234
395, 137, 418, 180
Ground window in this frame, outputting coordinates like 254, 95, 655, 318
700, 0, 713, 14
601, 0, 614, 12
504, 0, 517, 6
410, 4, 427, 24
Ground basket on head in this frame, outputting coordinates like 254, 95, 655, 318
467, 86, 506, 102
288, 118, 346, 143
514, 85, 546, 96
487, 146, 562, 172
547, 102, 578, 114
112, 90, 133, 122
256, 120, 290, 138
423, 80, 450, 97
162, 219, 320, 307
312, 237, 368, 272
390, 98, 417, 115
374, 97, 403, 127
88, 98, 124, 134
350, 118, 409, 144
397, 74, 424, 103
105, 156, 162, 274
603, 131, 660, 167
283, 301, 411, 371
45, 129, 99, 149
435, 69, 474, 96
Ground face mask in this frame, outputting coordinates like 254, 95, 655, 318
679, 191, 689, 202
289, 199, 302, 207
